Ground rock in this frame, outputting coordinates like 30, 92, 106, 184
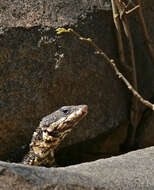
0, 0, 154, 164
0, 147, 154, 190
55, 123, 128, 165
135, 109, 154, 148
0, 0, 129, 161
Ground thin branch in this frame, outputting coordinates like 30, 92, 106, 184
56, 28, 154, 111
111, 0, 131, 72
115, 0, 140, 146
116, 0, 154, 147
135, 0, 154, 63
114, 3, 135, 146
125, 5, 140, 15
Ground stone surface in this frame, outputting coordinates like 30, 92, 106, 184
0, 0, 129, 161
0, 147, 154, 190
55, 123, 128, 166
0, 0, 154, 165
135, 108, 154, 148
0, 0, 112, 28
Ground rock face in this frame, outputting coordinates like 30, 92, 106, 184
0, 0, 154, 166
0, 0, 129, 162
0, 147, 154, 190
135, 109, 154, 148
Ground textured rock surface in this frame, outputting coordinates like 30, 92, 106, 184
135, 109, 154, 148
0, 0, 129, 161
56, 123, 128, 165
0, 147, 154, 190
0, 0, 154, 164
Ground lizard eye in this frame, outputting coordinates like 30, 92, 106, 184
62, 109, 69, 114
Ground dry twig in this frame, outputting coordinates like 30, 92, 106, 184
111, 0, 126, 66
135, 0, 154, 63
111, 0, 132, 72
56, 28, 154, 111
114, 0, 140, 146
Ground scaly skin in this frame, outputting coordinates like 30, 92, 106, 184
22, 105, 88, 167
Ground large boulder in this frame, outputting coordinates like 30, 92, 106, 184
0, 0, 154, 165
0, 147, 154, 190
0, 0, 129, 162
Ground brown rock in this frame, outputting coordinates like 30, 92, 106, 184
135, 109, 154, 148
0, 0, 129, 161
0, 0, 154, 165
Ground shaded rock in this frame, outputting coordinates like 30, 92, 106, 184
140, 111, 154, 147
135, 107, 154, 148
0, 0, 129, 161
56, 123, 128, 166
0, 0, 154, 165
0, 147, 154, 190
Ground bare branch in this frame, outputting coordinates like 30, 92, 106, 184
125, 5, 140, 15
56, 28, 154, 111
111, 0, 130, 71
135, 0, 154, 63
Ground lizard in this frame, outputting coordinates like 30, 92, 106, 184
22, 105, 88, 167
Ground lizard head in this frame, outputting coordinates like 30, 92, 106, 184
39, 105, 88, 148
24, 105, 88, 166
